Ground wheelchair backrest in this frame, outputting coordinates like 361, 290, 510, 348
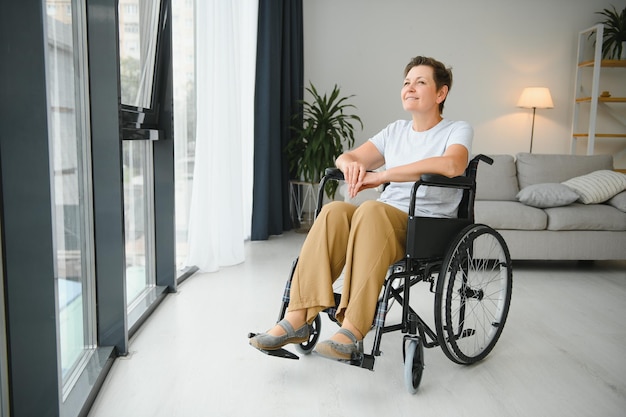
457, 155, 485, 221
405, 154, 492, 260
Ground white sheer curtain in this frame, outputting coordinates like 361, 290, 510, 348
185, 0, 257, 272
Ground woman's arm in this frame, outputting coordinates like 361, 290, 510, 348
335, 141, 385, 172
353, 144, 469, 197
378, 144, 468, 183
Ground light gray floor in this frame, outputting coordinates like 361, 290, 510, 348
88, 231, 626, 417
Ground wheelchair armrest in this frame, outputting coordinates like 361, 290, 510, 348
409, 172, 476, 217
324, 167, 345, 181
419, 173, 473, 189
418, 154, 493, 190
324, 155, 491, 186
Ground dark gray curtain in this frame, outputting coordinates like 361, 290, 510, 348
251, 0, 303, 240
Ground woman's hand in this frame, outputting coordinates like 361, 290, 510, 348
335, 141, 385, 198
342, 161, 367, 199
343, 165, 384, 199
353, 171, 384, 197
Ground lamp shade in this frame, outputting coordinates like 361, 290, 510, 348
517, 87, 554, 109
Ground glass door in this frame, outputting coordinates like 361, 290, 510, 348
43, 0, 97, 395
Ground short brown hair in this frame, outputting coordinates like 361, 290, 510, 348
404, 56, 453, 113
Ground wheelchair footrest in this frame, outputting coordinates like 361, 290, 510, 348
247, 332, 299, 360
319, 352, 376, 371
353, 353, 376, 371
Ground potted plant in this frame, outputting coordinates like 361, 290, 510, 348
596, 5, 626, 59
286, 82, 363, 199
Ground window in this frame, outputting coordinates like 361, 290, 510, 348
123, 140, 155, 305
0, 0, 175, 414
172, 0, 196, 270
43, 0, 97, 396
118, 0, 167, 318
125, 23, 139, 34
119, 0, 161, 109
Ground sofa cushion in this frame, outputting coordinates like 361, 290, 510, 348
516, 153, 613, 189
475, 154, 518, 201
562, 170, 626, 204
545, 204, 626, 231
516, 183, 579, 208
607, 190, 626, 212
475, 201, 547, 230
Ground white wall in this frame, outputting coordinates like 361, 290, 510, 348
303, 0, 624, 165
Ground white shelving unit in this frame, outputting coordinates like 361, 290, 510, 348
571, 24, 626, 156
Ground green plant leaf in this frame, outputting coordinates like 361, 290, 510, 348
286, 82, 363, 197
596, 5, 626, 59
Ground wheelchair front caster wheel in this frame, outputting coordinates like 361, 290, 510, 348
404, 339, 424, 394
295, 314, 321, 354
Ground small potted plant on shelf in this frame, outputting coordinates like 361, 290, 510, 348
596, 4, 626, 59
286, 82, 362, 230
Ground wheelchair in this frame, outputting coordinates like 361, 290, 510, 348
249, 154, 513, 394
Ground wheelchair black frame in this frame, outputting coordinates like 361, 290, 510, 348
250, 154, 511, 383
313, 154, 495, 370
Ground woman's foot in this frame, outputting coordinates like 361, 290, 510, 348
249, 310, 308, 351
249, 319, 309, 351
314, 327, 363, 361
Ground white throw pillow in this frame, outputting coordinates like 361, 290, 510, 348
562, 170, 626, 204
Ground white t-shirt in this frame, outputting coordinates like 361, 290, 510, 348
369, 119, 473, 217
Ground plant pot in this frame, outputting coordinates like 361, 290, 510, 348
622, 41, 626, 60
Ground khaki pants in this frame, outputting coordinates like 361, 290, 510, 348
288, 200, 408, 336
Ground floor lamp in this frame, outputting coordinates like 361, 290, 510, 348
517, 87, 554, 153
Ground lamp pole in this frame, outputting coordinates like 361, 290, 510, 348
517, 87, 553, 154
529, 106, 536, 153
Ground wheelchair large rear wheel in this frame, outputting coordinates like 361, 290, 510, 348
434, 224, 512, 365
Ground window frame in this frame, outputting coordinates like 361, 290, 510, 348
118, 0, 176, 334
119, 0, 170, 139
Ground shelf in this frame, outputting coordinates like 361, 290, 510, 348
576, 97, 626, 103
573, 133, 626, 138
578, 59, 626, 68
572, 25, 626, 156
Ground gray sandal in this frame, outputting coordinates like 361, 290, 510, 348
314, 328, 364, 361
249, 319, 310, 351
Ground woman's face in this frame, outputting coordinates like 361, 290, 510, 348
401, 65, 447, 114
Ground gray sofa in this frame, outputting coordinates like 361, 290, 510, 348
474, 153, 626, 260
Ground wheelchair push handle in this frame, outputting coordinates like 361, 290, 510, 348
477, 154, 494, 165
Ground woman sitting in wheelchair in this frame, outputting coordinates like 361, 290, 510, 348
250, 55, 473, 361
